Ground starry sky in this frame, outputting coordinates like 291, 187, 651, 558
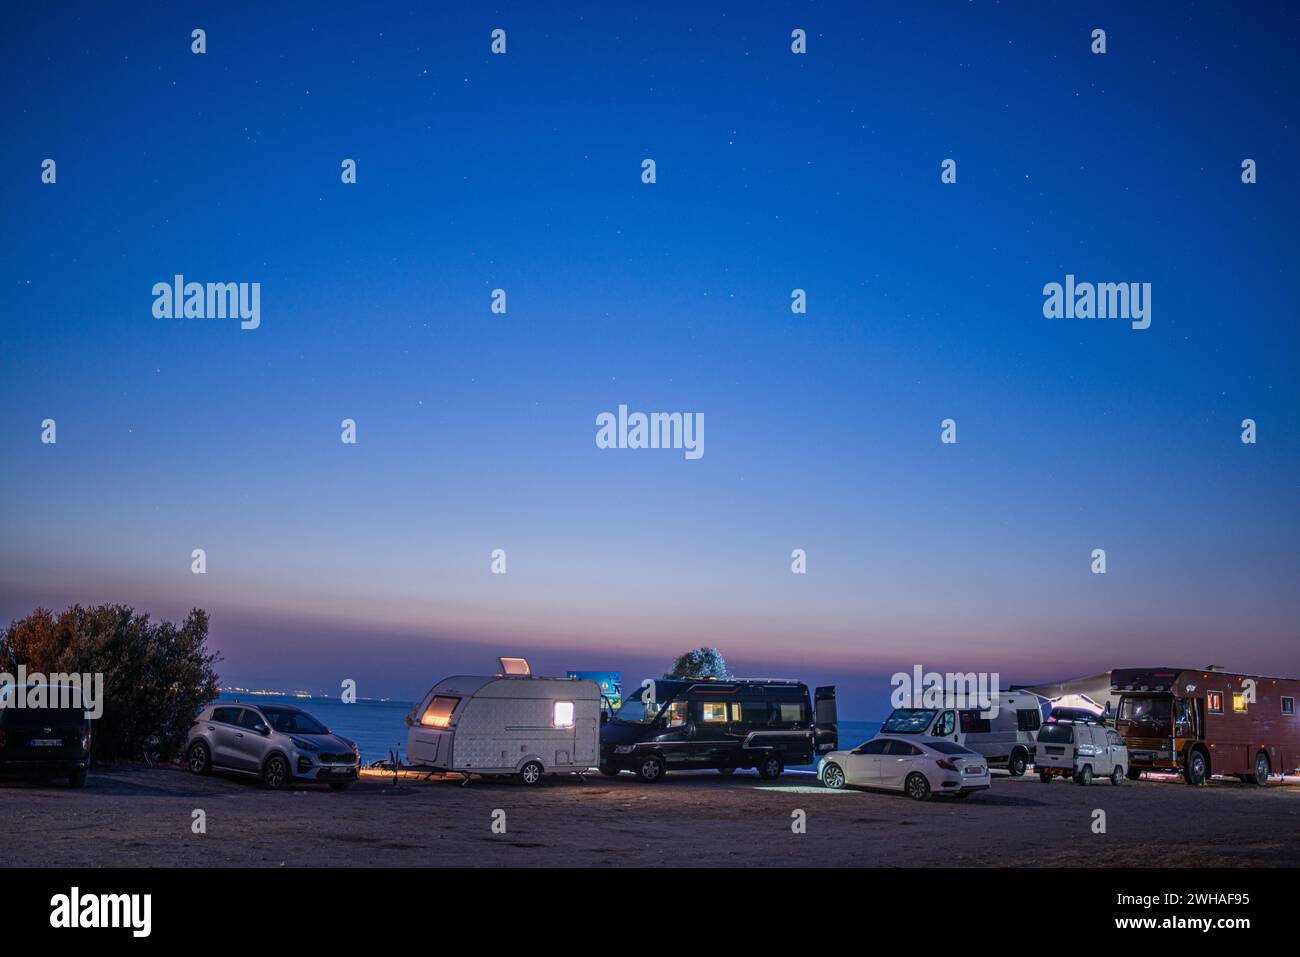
2, 2, 1297, 716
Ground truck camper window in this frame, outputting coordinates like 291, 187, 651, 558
420, 695, 460, 728
1232, 693, 1248, 713
1207, 692, 1223, 714
1283, 697, 1295, 716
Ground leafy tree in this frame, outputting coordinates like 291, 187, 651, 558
666, 647, 728, 679
0, 604, 221, 763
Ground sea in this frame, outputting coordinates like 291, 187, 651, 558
217, 692, 881, 769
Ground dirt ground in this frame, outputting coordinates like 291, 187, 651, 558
3, 764, 1298, 867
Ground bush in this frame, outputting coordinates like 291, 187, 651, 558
666, 647, 728, 680
0, 604, 221, 763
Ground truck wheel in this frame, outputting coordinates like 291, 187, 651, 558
1008, 748, 1028, 777
1252, 751, 1271, 786
1039, 771, 1052, 784
1184, 750, 1208, 786
635, 754, 665, 782
1074, 765, 1092, 786
518, 760, 544, 785
1126, 767, 1143, 781
904, 772, 931, 801
757, 754, 784, 780
1110, 765, 1124, 786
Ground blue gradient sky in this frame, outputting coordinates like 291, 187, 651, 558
2, 3, 1297, 717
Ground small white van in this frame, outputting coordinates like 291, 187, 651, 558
1035, 719, 1128, 785
878, 691, 1045, 775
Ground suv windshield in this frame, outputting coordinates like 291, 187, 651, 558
881, 709, 936, 734
1118, 696, 1172, 726
261, 707, 329, 735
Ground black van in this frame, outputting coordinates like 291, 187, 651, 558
0, 685, 93, 788
599, 678, 837, 781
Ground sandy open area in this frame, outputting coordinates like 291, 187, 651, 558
3, 765, 1298, 867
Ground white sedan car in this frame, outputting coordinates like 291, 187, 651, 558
817, 735, 991, 800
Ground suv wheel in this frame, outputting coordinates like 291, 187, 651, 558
187, 741, 211, 775
757, 754, 784, 780
263, 754, 290, 790
635, 754, 665, 782
518, 760, 544, 786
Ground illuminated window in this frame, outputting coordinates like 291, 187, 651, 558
730, 702, 744, 722
1207, 692, 1223, 714
553, 701, 574, 728
420, 695, 459, 728
664, 701, 688, 728
779, 702, 805, 724
701, 702, 728, 722
1232, 693, 1248, 713
1283, 697, 1295, 716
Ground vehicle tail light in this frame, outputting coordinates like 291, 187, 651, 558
82, 726, 92, 751
936, 758, 959, 771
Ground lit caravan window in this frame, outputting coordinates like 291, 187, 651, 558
700, 702, 727, 723
420, 695, 459, 728
1207, 692, 1223, 714
1232, 693, 1248, 713
553, 701, 575, 728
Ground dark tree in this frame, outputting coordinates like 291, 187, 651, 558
666, 647, 728, 680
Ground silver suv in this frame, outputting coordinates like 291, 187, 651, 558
185, 703, 360, 790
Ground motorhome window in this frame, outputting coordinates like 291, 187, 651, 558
1207, 692, 1223, 714
1283, 697, 1295, 716
420, 696, 460, 728
1118, 696, 1171, 724
959, 711, 991, 734
700, 702, 728, 723
663, 701, 688, 728
553, 701, 575, 728
881, 709, 936, 734
1036, 723, 1074, 744
262, 707, 328, 734
1231, 693, 1248, 713
1016, 709, 1042, 732
778, 702, 805, 724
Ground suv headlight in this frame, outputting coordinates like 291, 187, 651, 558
290, 737, 319, 752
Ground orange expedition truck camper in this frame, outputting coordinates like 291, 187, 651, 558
1111, 667, 1300, 785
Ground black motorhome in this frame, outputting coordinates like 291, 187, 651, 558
598, 677, 836, 781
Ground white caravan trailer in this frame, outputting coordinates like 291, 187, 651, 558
879, 690, 1046, 775
405, 658, 601, 784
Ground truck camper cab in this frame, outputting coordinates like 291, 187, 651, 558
1112, 667, 1300, 785
599, 677, 837, 782
879, 691, 1044, 775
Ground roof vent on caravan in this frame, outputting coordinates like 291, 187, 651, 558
498, 657, 531, 677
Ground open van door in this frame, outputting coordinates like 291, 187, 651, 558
814, 686, 838, 753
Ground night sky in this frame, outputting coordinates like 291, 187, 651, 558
3, 3, 1297, 716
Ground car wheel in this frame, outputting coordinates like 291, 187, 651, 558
518, 760, 544, 786
1252, 751, 1270, 786
598, 765, 620, 777
635, 754, 665, 782
1008, 749, 1028, 777
821, 762, 846, 789
904, 772, 931, 801
262, 754, 290, 790
717, 767, 736, 776
757, 754, 784, 780
1126, 767, 1143, 781
69, 770, 88, 788
328, 782, 353, 791
1110, 765, 1124, 786
1074, 765, 1093, 786
187, 741, 212, 776
1184, 750, 1208, 786
1039, 771, 1053, 784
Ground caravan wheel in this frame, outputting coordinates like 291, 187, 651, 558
518, 761, 544, 786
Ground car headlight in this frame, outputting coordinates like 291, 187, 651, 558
614, 745, 635, 754
290, 736, 319, 752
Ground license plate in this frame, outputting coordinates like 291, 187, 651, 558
30, 738, 62, 747
965, 766, 985, 775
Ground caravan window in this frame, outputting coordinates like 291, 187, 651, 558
553, 701, 575, 728
420, 696, 460, 728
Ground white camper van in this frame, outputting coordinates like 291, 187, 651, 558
406, 658, 601, 784
878, 691, 1045, 775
